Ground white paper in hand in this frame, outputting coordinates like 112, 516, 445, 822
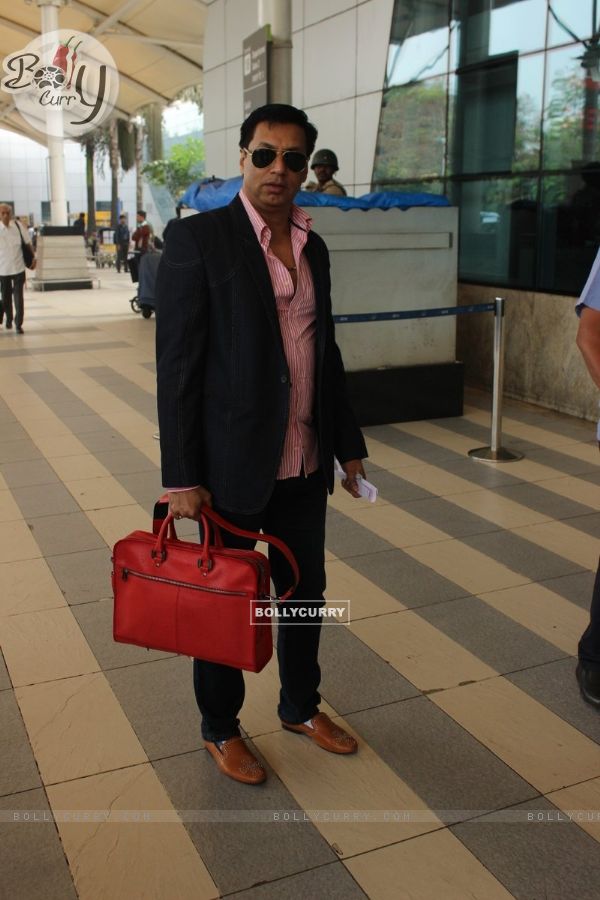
334, 459, 378, 502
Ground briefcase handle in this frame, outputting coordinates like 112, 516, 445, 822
153, 505, 300, 603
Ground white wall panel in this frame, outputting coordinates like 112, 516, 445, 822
303, 10, 357, 107
205, 129, 228, 178
203, 0, 226, 71
226, 56, 243, 128
292, 0, 304, 32
291, 29, 304, 108
224, 0, 260, 63
356, 0, 393, 95
203, 65, 227, 132
305, 98, 356, 191
225, 126, 243, 177
354, 91, 382, 186
304, 0, 356, 27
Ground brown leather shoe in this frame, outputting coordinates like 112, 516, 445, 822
281, 712, 358, 754
204, 738, 267, 785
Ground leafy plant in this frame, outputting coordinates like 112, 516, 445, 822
142, 137, 205, 199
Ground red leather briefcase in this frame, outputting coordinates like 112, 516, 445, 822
112, 504, 299, 673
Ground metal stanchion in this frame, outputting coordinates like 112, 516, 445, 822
469, 297, 523, 462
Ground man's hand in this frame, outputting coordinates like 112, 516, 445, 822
340, 459, 366, 498
168, 486, 212, 520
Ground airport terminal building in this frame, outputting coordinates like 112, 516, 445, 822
204, 0, 600, 420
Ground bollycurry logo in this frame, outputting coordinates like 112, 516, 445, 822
1, 29, 119, 138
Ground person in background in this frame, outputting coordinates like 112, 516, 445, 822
115, 214, 130, 273
132, 209, 152, 254
575, 246, 600, 709
303, 149, 347, 196
72, 212, 86, 236
0, 204, 35, 334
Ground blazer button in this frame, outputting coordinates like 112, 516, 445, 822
280, 375, 288, 383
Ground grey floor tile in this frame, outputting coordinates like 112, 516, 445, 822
27, 512, 106, 557
560, 512, 600, 539
347, 548, 470, 608
346, 697, 538, 820
539, 571, 595, 610
106, 657, 202, 759
82, 368, 157, 420
1, 458, 59, 488
452, 797, 600, 900
93, 448, 157, 475
46, 548, 112, 604
73, 598, 177, 670
443, 457, 523, 489
46, 399, 95, 419
0, 692, 41, 797
117, 471, 164, 505
153, 749, 336, 895
0, 422, 28, 443
526, 446, 599, 477
0, 651, 10, 691
507, 658, 600, 745
61, 414, 110, 434
366, 469, 433, 504
417, 596, 566, 674
318, 623, 419, 715
401, 496, 500, 538
363, 425, 461, 464
228, 863, 368, 899
12, 483, 80, 519
325, 508, 394, 558
493, 482, 597, 521
463, 531, 585, 581
77, 430, 133, 452
0, 788, 77, 900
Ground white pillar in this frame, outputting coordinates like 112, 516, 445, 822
258, 0, 292, 104
37, 0, 69, 226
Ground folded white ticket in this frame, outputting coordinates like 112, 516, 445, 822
333, 460, 378, 502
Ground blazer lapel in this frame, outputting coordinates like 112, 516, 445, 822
228, 196, 284, 354
303, 233, 327, 365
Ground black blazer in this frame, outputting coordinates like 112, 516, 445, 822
156, 194, 367, 515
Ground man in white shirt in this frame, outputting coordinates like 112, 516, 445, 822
0, 204, 35, 334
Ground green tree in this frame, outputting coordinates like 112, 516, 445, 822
142, 137, 205, 199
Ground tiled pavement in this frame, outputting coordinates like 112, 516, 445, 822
1, 270, 600, 899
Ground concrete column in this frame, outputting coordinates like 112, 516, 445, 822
258, 0, 291, 104
37, 0, 69, 226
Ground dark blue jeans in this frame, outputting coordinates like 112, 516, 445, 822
194, 468, 328, 742
579, 557, 600, 669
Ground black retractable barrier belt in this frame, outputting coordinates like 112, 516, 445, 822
333, 302, 495, 324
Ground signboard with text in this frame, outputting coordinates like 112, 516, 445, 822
243, 26, 271, 118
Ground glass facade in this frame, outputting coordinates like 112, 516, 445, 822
373, 0, 600, 294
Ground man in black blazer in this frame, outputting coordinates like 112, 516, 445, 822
156, 104, 368, 785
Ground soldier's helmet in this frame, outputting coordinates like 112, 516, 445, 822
311, 149, 339, 171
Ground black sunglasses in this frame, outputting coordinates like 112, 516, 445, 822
243, 147, 308, 173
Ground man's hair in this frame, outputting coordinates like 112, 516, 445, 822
119, 214, 126, 219
239, 104, 317, 156
137, 209, 146, 217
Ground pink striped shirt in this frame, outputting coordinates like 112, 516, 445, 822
240, 190, 319, 479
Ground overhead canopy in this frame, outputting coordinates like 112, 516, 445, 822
0, 0, 207, 145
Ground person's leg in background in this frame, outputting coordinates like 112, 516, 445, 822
577, 556, 600, 707
12, 272, 25, 333
0, 276, 6, 325
1, 275, 14, 329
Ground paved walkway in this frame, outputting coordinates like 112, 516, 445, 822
1, 270, 600, 899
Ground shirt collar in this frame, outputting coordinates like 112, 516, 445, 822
239, 189, 312, 249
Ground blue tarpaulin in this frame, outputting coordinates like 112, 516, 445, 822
180, 176, 450, 213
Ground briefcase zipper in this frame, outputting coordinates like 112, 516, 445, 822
121, 567, 248, 596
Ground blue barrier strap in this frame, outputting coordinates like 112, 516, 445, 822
333, 302, 495, 324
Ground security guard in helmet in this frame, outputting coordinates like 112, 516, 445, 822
304, 149, 347, 196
